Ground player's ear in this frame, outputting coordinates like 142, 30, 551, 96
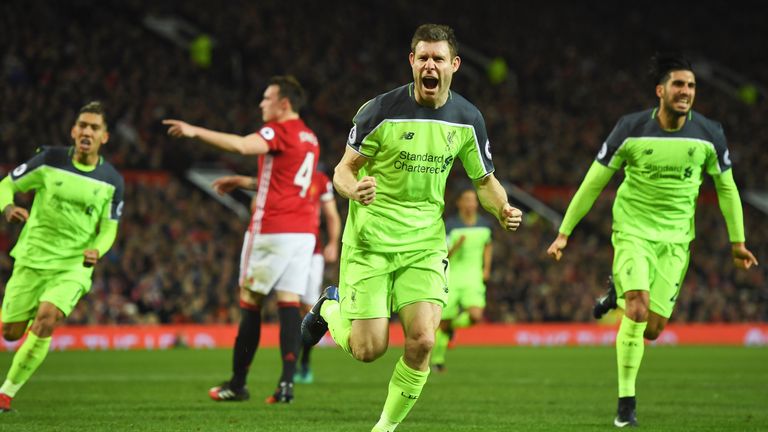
101, 130, 110, 145
655, 84, 663, 99
280, 97, 292, 113
452, 55, 461, 72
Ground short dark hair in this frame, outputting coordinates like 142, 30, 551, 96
649, 52, 694, 85
411, 24, 459, 58
79, 101, 107, 128
269, 75, 306, 112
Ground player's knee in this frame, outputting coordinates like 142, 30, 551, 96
31, 309, 62, 336
239, 288, 263, 307
405, 331, 435, 360
352, 343, 386, 363
30, 318, 57, 336
644, 324, 665, 341
438, 320, 452, 332
468, 311, 483, 325
624, 302, 648, 322
2, 326, 25, 342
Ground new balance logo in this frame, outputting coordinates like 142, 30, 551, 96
400, 392, 418, 400
644, 149, 654, 155
55, 181, 63, 186
400, 132, 415, 140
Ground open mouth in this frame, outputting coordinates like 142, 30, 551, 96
422, 76, 439, 90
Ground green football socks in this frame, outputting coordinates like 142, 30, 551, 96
320, 300, 352, 354
373, 356, 429, 432
616, 316, 647, 397
0, 331, 52, 397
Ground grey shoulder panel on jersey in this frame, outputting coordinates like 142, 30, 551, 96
44, 146, 124, 199
689, 111, 731, 171
9, 146, 56, 180
354, 85, 486, 130
596, 109, 653, 166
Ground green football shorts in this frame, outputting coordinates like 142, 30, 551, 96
2, 265, 92, 323
612, 231, 690, 318
442, 280, 486, 320
339, 245, 449, 319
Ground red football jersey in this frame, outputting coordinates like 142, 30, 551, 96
249, 118, 320, 234
306, 171, 334, 253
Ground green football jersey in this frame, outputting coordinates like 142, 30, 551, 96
6, 147, 124, 269
343, 84, 495, 252
446, 215, 493, 286
597, 108, 732, 242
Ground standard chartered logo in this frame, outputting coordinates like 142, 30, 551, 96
394, 151, 453, 174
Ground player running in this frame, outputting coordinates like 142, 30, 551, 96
0, 102, 124, 413
431, 188, 494, 372
302, 24, 522, 432
546, 53, 758, 427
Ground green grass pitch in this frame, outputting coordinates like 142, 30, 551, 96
0, 346, 766, 431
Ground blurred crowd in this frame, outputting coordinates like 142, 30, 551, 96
1, 0, 766, 324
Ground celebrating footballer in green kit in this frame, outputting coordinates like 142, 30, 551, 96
431, 189, 494, 372
546, 54, 758, 428
0, 102, 124, 413
301, 24, 522, 432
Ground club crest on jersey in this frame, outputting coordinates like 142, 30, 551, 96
12, 163, 28, 177
445, 130, 456, 152
260, 127, 276, 141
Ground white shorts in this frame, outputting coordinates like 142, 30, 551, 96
300, 253, 326, 305
239, 232, 315, 296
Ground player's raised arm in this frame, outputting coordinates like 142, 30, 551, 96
163, 119, 269, 155
333, 146, 376, 205
546, 161, 615, 261
473, 173, 521, 232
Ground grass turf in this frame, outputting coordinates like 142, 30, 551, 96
0, 346, 766, 431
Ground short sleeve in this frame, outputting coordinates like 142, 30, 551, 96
258, 123, 285, 152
